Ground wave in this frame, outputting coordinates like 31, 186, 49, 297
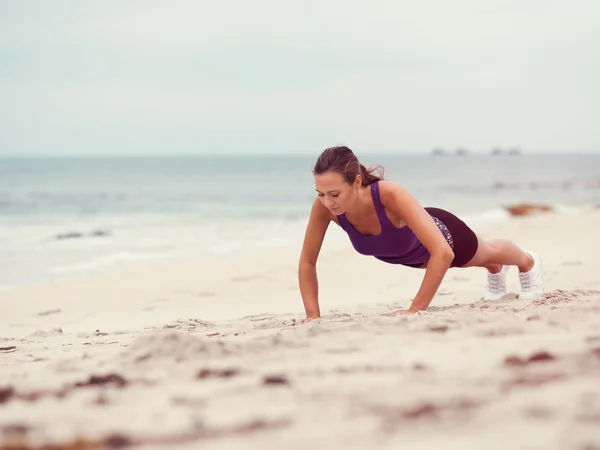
49, 252, 174, 274
2, 202, 596, 289
453, 202, 597, 231
436, 180, 600, 193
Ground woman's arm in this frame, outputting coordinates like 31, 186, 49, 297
298, 198, 332, 318
379, 181, 454, 311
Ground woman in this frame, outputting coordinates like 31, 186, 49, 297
298, 146, 543, 319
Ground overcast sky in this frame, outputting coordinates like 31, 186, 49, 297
1, 0, 599, 156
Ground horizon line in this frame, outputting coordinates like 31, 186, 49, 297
1, 150, 599, 158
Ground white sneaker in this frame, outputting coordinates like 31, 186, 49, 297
519, 250, 544, 300
484, 265, 509, 300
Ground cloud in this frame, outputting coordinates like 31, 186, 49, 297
1, 0, 599, 155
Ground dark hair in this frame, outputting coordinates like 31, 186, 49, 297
312, 146, 384, 186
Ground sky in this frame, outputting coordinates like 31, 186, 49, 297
1, 0, 599, 156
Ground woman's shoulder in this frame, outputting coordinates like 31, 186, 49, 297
376, 180, 418, 209
376, 180, 403, 201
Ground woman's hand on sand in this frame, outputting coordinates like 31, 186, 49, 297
387, 308, 420, 317
295, 316, 319, 325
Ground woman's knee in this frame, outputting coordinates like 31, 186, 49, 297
461, 236, 498, 268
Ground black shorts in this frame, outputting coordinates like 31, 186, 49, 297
404, 207, 479, 268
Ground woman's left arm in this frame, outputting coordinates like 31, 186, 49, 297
379, 181, 454, 312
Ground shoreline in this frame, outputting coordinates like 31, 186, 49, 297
2, 208, 599, 332
2, 203, 596, 292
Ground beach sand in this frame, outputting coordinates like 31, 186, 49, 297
1, 208, 600, 450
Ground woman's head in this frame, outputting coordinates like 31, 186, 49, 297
312, 146, 384, 214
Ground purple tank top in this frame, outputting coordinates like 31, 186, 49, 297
336, 181, 450, 266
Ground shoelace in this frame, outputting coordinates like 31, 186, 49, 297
519, 273, 532, 290
487, 273, 503, 292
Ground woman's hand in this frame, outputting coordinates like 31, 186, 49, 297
386, 307, 421, 317
295, 316, 320, 325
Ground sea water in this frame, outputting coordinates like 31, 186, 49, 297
1, 153, 598, 288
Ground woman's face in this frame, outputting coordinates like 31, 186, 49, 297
314, 171, 360, 215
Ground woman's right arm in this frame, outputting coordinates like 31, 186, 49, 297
298, 198, 332, 319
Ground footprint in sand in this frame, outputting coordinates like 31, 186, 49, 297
174, 289, 194, 295
28, 328, 64, 338
36, 309, 62, 317
533, 289, 599, 305
241, 314, 271, 321
325, 347, 359, 354
198, 291, 216, 298
231, 275, 262, 282
8, 323, 32, 329
163, 319, 216, 330
437, 289, 453, 296
452, 276, 469, 282
523, 406, 555, 420
253, 318, 295, 330
321, 312, 352, 320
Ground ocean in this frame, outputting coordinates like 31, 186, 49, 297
1, 153, 599, 288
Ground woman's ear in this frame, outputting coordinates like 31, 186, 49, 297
354, 174, 362, 187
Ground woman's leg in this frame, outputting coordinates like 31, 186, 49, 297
461, 236, 534, 272
407, 237, 534, 272
461, 235, 543, 300
419, 207, 543, 299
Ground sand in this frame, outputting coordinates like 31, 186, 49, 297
1, 208, 600, 450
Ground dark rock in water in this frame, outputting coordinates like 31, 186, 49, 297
431, 148, 447, 156
55, 230, 111, 240
90, 229, 111, 237
504, 203, 554, 216
56, 232, 84, 240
